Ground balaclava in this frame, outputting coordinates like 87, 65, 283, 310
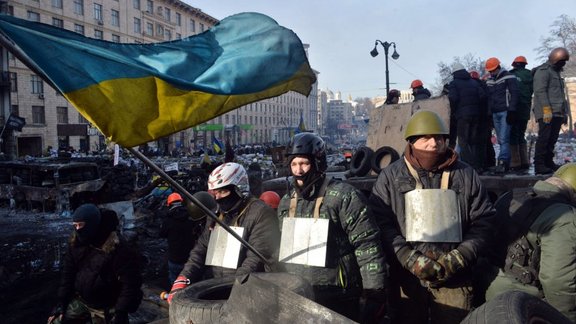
216, 186, 243, 212
72, 204, 101, 244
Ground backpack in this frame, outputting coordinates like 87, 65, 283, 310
493, 187, 569, 287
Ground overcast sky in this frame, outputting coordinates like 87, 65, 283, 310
184, 0, 575, 99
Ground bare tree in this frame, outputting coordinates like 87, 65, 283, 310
535, 14, 576, 76
433, 54, 485, 94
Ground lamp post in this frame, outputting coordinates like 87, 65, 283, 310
370, 40, 400, 97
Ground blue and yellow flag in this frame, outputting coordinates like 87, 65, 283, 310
212, 137, 224, 154
0, 13, 316, 147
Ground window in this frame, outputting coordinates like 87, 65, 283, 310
32, 106, 46, 124
164, 8, 171, 22
146, 0, 153, 13
112, 34, 120, 43
176, 33, 181, 40
78, 114, 88, 123
11, 105, 19, 116
156, 24, 164, 37
9, 72, 17, 92
57, 107, 68, 124
74, 0, 84, 15
94, 29, 103, 40
52, 18, 63, 28
133, 18, 141, 34
74, 24, 84, 35
31, 75, 43, 94
27, 11, 40, 22
111, 10, 119, 27
190, 19, 195, 33
52, 0, 63, 9
133, 0, 140, 10
176, 13, 181, 26
94, 4, 102, 21
164, 29, 171, 41
200, 23, 205, 32
146, 22, 153, 35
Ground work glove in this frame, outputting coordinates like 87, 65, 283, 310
47, 304, 66, 324
436, 249, 467, 280
404, 250, 445, 281
167, 275, 190, 304
109, 310, 129, 324
506, 111, 517, 125
542, 106, 553, 124
359, 289, 388, 324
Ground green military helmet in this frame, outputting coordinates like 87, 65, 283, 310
186, 191, 218, 220
404, 110, 449, 140
553, 163, 576, 191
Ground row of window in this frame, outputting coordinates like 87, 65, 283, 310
11, 104, 87, 125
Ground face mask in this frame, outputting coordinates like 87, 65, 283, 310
553, 60, 566, 71
76, 225, 98, 244
217, 190, 241, 212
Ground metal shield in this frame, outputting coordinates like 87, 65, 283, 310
404, 189, 462, 242
205, 226, 245, 269
279, 217, 329, 267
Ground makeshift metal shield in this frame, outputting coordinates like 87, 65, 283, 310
278, 217, 329, 267
205, 225, 245, 269
404, 189, 462, 242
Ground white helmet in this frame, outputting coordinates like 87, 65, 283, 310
208, 162, 250, 194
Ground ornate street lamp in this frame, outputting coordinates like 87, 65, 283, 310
370, 40, 400, 97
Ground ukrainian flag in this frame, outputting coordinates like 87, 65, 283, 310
212, 137, 224, 154
0, 13, 316, 147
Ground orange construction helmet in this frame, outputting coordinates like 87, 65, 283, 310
167, 192, 183, 206
259, 191, 281, 209
485, 57, 501, 72
512, 56, 527, 65
410, 79, 423, 89
469, 71, 480, 79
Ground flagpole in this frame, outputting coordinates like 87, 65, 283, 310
126, 146, 271, 266
0, 113, 8, 140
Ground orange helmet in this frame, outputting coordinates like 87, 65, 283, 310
259, 191, 281, 209
485, 57, 501, 72
410, 79, 423, 89
167, 192, 183, 206
512, 56, 527, 65
344, 152, 352, 158
469, 71, 480, 79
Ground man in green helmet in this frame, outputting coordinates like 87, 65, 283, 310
485, 163, 576, 322
368, 110, 497, 324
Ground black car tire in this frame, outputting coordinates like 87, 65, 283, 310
370, 146, 400, 174
461, 290, 572, 324
349, 146, 374, 177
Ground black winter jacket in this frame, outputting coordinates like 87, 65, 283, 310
160, 205, 205, 264
180, 196, 280, 282
277, 177, 387, 291
368, 156, 496, 277
486, 69, 519, 114
57, 213, 143, 313
413, 87, 432, 101
448, 69, 486, 119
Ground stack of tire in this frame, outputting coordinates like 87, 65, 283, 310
349, 146, 400, 177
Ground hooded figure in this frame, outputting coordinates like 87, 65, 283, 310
49, 204, 142, 324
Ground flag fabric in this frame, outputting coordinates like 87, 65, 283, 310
5, 114, 26, 131
212, 137, 224, 154
0, 13, 316, 147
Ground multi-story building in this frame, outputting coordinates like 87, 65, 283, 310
0, 0, 318, 157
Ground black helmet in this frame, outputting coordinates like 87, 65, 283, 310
286, 133, 327, 172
